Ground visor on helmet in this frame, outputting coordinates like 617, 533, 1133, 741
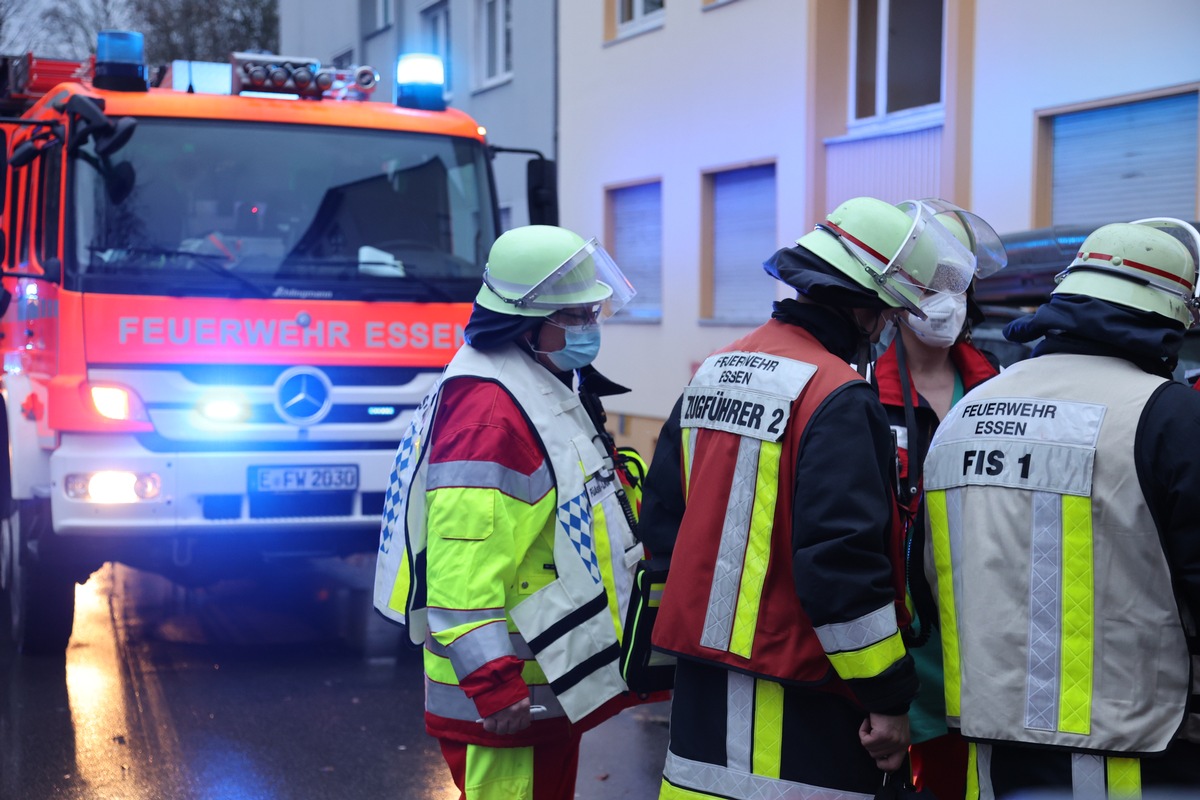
818, 200, 977, 317
915, 199, 1008, 280
481, 238, 635, 320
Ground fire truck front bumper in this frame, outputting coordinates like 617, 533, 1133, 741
48, 433, 397, 538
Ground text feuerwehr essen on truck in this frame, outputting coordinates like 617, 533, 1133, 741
0, 31, 557, 654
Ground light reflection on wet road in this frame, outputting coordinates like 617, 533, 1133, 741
0, 563, 670, 799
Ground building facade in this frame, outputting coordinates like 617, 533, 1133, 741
279, 0, 557, 231
280, 0, 1200, 457
563, 0, 1200, 456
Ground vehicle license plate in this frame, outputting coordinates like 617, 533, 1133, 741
250, 465, 359, 492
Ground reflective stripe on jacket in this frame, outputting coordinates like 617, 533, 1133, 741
652, 319, 911, 690
925, 353, 1190, 754
375, 342, 640, 728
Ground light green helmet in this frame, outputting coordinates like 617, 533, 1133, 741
795, 196, 977, 317
1053, 218, 1200, 328
477, 225, 627, 318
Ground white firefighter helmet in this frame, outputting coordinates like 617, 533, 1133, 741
796, 196, 978, 318
1053, 218, 1200, 328
477, 225, 635, 319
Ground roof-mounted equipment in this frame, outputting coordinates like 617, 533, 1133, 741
231, 52, 378, 100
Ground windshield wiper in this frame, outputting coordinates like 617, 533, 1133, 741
88, 246, 269, 298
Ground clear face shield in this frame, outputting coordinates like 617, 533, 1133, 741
885, 200, 983, 310
484, 238, 636, 322
917, 199, 1008, 280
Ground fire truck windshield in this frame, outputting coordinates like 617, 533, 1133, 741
70, 117, 496, 300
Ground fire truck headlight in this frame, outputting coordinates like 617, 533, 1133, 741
199, 397, 249, 422
90, 385, 149, 422
65, 471, 162, 503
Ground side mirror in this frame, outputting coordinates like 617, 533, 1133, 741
106, 160, 136, 204
64, 93, 136, 157
96, 116, 136, 157
527, 158, 558, 227
8, 141, 40, 168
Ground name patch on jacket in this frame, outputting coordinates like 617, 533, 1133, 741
681, 351, 817, 442
925, 396, 1106, 496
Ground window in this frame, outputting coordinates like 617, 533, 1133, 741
331, 49, 354, 69
38, 145, 62, 262
1049, 92, 1198, 224
476, 0, 512, 88
0, 130, 6, 216
705, 164, 777, 324
375, 0, 392, 31
618, 0, 665, 35
851, 0, 942, 124
14, 162, 31, 267
421, 1, 452, 93
607, 181, 662, 321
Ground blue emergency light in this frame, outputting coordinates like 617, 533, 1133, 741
395, 54, 447, 111
94, 30, 148, 92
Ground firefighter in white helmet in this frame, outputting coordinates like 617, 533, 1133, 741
636, 196, 984, 797
374, 225, 662, 799
924, 218, 1200, 797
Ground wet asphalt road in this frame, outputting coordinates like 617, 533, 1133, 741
0, 563, 671, 799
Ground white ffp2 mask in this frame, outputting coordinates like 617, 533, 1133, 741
902, 292, 967, 348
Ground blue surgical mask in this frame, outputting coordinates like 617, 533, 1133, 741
545, 325, 601, 371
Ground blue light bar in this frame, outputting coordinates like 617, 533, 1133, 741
396, 54, 445, 86
395, 54, 446, 111
95, 30, 147, 91
97, 30, 144, 64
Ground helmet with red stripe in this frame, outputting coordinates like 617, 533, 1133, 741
794, 196, 980, 319
1053, 218, 1200, 328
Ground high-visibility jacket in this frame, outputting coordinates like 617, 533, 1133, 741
925, 353, 1191, 755
374, 342, 643, 745
652, 319, 913, 697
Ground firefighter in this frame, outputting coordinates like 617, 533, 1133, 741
872, 200, 1007, 799
924, 218, 1200, 797
375, 225, 652, 799
637, 196, 982, 797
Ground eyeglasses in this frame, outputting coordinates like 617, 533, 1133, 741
550, 306, 601, 329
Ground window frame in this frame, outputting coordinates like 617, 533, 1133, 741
848, 0, 945, 136
604, 179, 663, 323
374, 0, 393, 32
474, 0, 513, 91
421, 0, 453, 96
701, 161, 778, 325
38, 143, 63, 263
615, 0, 665, 39
1032, 85, 1200, 227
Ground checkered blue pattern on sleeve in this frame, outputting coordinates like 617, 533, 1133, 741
559, 491, 600, 584
379, 421, 419, 554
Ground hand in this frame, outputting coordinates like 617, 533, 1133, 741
858, 712, 911, 772
481, 696, 532, 735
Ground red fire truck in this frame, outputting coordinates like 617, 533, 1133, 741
0, 31, 554, 654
